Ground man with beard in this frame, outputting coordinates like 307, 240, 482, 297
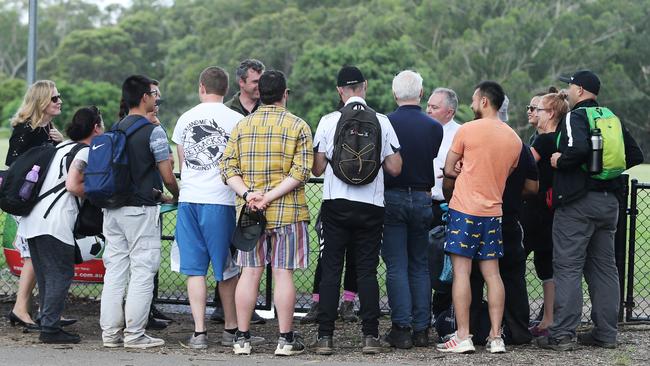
436, 81, 521, 354
224, 59, 265, 116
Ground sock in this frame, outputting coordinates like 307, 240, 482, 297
343, 290, 356, 302
236, 330, 251, 339
280, 331, 294, 342
312, 293, 320, 302
193, 330, 207, 337
224, 327, 237, 335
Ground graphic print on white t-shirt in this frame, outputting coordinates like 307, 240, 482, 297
172, 103, 243, 205
182, 118, 229, 171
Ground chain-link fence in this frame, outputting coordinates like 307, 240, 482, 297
624, 179, 650, 321
2, 178, 648, 323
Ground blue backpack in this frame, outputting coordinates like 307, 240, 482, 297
84, 117, 150, 208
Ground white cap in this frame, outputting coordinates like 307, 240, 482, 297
498, 95, 509, 122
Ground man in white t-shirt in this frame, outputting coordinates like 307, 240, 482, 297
172, 66, 263, 349
311, 66, 402, 355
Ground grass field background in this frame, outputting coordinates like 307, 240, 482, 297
1, 128, 649, 318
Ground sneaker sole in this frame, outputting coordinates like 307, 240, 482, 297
274, 348, 305, 356
103, 342, 123, 348
488, 347, 506, 353
124, 341, 165, 349
437, 346, 475, 354
362, 346, 382, 354
222, 338, 266, 347
314, 348, 334, 355
233, 344, 251, 355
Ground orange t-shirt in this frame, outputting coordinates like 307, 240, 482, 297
448, 118, 522, 217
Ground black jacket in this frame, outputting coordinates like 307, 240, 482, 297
552, 99, 644, 207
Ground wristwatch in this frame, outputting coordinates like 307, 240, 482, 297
242, 190, 252, 201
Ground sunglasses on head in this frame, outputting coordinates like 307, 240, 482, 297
51, 95, 62, 103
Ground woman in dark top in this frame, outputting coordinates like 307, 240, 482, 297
4, 80, 64, 329
525, 92, 569, 337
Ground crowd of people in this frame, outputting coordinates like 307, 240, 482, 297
2, 58, 644, 357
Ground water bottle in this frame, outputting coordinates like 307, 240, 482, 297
588, 128, 603, 175
18, 165, 40, 201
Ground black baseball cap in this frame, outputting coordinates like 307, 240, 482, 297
337, 66, 366, 87
558, 70, 600, 95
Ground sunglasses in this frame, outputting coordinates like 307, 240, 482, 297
51, 95, 62, 103
526, 105, 537, 112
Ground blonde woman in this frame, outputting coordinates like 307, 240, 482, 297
4, 80, 65, 330
527, 92, 570, 337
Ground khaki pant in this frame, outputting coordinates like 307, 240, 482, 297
100, 206, 161, 343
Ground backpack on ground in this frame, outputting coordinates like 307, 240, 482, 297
83, 117, 150, 208
330, 102, 382, 185
0, 141, 83, 217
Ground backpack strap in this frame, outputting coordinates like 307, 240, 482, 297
41, 142, 89, 219
114, 116, 151, 137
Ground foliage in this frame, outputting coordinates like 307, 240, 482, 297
0, 0, 648, 151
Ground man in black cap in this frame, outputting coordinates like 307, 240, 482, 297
311, 65, 402, 355
535, 70, 643, 351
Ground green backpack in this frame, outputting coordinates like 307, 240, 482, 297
557, 106, 626, 180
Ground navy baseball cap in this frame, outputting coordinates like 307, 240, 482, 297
558, 70, 600, 95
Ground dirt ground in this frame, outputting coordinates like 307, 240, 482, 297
1, 297, 649, 366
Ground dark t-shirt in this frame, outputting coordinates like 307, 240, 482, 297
385, 105, 443, 190
532, 132, 557, 194
502, 143, 538, 217
5, 122, 54, 166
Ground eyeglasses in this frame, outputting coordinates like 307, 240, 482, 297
51, 95, 62, 103
147, 90, 161, 97
526, 105, 537, 112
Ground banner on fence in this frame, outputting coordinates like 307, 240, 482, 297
2, 215, 105, 283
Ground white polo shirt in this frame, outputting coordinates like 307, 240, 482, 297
313, 96, 400, 207
432, 119, 460, 201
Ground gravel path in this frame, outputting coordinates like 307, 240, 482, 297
1, 298, 649, 365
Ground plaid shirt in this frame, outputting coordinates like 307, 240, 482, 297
220, 105, 313, 229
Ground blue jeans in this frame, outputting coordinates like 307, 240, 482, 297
381, 189, 433, 331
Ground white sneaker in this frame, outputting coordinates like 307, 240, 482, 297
124, 334, 165, 349
233, 336, 252, 355
436, 332, 475, 353
222, 331, 266, 346
486, 335, 506, 353
103, 337, 124, 348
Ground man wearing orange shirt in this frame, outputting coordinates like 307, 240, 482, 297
436, 81, 521, 354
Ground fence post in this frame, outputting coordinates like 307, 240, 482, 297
625, 179, 638, 322
615, 174, 629, 322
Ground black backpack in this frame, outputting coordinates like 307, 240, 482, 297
330, 102, 382, 185
0, 142, 84, 217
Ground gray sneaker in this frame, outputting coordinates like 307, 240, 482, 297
313, 335, 334, 355
124, 334, 165, 349
188, 333, 208, 349
222, 331, 266, 346
338, 301, 358, 323
274, 334, 305, 356
362, 335, 383, 354
103, 337, 124, 348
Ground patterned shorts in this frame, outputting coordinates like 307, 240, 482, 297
444, 209, 503, 260
236, 221, 310, 270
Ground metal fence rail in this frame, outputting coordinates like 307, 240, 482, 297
2, 177, 648, 323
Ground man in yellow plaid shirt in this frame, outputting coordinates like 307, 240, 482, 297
220, 70, 313, 356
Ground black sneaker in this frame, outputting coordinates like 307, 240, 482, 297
534, 335, 575, 351
362, 335, 382, 354
384, 324, 413, 349
39, 329, 81, 344
300, 301, 319, 325
412, 328, 429, 347
577, 332, 616, 349
150, 305, 173, 323
338, 301, 358, 323
314, 335, 334, 355
146, 316, 168, 330
250, 311, 267, 325
210, 306, 225, 324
